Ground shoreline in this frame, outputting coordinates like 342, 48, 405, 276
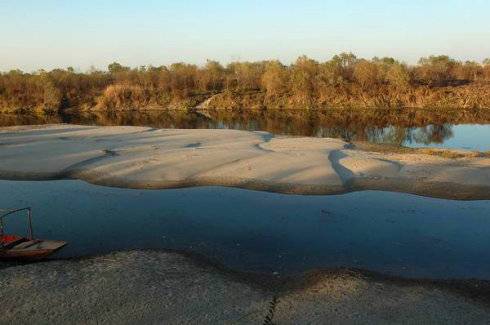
7, 247, 490, 298
2, 249, 490, 323
1, 175, 488, 201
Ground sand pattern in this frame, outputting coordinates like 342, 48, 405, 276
0, 124, 489, 199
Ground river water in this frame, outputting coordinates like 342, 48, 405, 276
1, 180, 489, 280
1, 111, 489, 151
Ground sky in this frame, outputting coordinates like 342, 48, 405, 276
1, 0, 489, 72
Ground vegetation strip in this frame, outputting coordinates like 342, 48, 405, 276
1, 54, 490, 113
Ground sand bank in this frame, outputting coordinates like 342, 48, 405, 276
1, 251, 489, 324
0, 124, 489, 199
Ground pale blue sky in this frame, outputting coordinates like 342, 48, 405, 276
1, 0, 489, 71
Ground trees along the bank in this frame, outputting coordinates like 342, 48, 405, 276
385, 63, 411, 89
197, 60, 225, 93
168, 63, 198, 99
353, 59, 380, 89
483, 59, 490, 81
453, 61, 483, 82
225, 61, 264, 92
2, 54, 490, 112
415, 55, 460, 86
261, 60, 288, 98
289, 56, 319, 106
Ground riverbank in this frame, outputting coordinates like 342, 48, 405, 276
0, 124, 489, 199
194, 86, 490, 112
2, 55, 490, 113
1, 250, 489, 324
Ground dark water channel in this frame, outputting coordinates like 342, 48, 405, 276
1, 180, 489, 280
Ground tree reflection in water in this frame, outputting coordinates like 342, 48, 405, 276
410, 124, 454, 145
0, 109, 484, 148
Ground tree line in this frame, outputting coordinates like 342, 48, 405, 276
1, 54, 490, 112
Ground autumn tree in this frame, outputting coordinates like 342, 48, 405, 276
197, 60, 225, 92
385, 63, 411, 89
169, 63, 198, 98
353, 59, 380, 88
318, 60, 345, 87
289, 56, 319, 105
108, 62, 130, 74
371, 57, 396, 81
34, 72, 62, 111
416, 55, 456, 86
453, 61, 482, 81
483, 59, 490, 81
226, 62, 264, 92
330, 52, 357, 82
261, 60, 288, 98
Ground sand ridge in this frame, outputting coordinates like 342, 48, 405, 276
0, 124, 489, 199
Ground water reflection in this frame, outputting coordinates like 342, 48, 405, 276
374, 124, 454, 147
1, 110, 488, 150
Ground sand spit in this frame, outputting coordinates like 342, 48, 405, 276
0, 251, 489, 324
0, 124, 489, 199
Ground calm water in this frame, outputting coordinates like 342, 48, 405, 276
1, 111, 489, 151
1, 180, 489, 279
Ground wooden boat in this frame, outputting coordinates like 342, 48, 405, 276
0, 207, 67, 261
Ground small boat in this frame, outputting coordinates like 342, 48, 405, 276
0, 207, 67, 261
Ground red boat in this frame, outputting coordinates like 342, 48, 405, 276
0, 207, 67, 261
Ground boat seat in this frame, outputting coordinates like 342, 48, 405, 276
0, 235, 26, 248
10, 240, 41, 250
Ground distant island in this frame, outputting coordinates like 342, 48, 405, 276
1, 53, 490, 113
